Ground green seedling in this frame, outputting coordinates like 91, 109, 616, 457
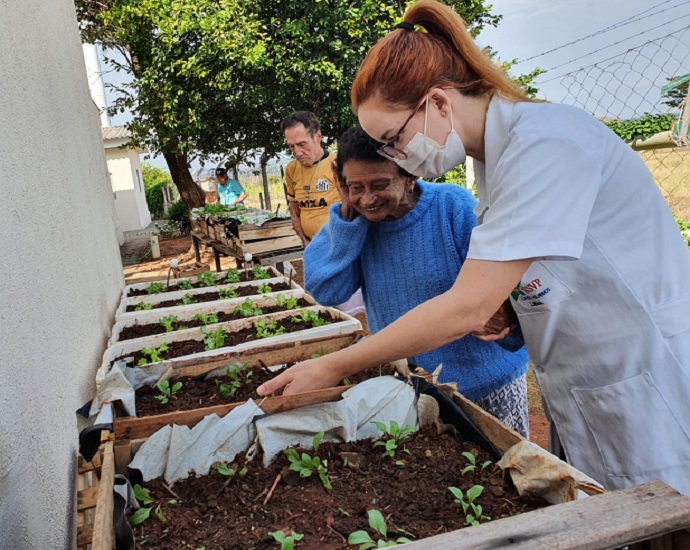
291, 310, 329, 327
197, 270, 219, 287
257, 282, 273, 295
284, 431, 332, 492
137, 343, 170, 366
254, 318, 286, 339
276, 293, 299, 310
449, 485, 490, 527
215, 462, 248, 478
347, 509, 412, 548
130, 484, 168, 526
373, 421, 416, 465
252, 265, 271, 280
216, 362, 253, 398
461, 451, 492, 475
311, 345, 328, 359
269, 530, 304, 550
146, 282, 165, 294
202, 326, 226, 351
219, 287, 239, 300
154, 379, 182, 404
194, 312, 219, 326
159, 315, 178, 332
224, 269, 240, 283
234, 298, 263, 317
176, 278, 194, 290
203, 203, 228, 215
181, 293, 197, 305
134, 301, 153, 311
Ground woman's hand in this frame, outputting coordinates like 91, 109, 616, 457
257, 356, 344, 396
331, 159, 357, 221
472, 299, 518, 342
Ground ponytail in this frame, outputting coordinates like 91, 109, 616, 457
351, 0, 531, 112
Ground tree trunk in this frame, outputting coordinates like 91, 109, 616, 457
260, 154, 272, 211
163, 151, 206, 209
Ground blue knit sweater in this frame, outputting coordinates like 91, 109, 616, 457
304, 181, 528, 401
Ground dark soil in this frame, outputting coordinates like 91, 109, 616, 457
114, 312, 337, 367
128, 270, 269, 297
132, 427, 546, 549
119, 299, 311, 341
134, 363, 399, 418
125, 282, 291, 312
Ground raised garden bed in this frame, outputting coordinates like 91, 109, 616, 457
98, 307, 362, 386
111, 292, 313, 344
115, 276, 301, 322
125, 266, 282, 298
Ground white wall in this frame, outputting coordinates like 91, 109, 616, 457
0, 1, 124, 547
106, 148, 152, 231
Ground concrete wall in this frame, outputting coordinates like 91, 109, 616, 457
106, 147, 152, 231
0, 0, 124, 547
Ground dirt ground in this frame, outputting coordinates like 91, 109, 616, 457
123, 247, 550, 449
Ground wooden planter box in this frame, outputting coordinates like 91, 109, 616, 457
115, 275, 301, 323
87, 387, 690, 549
109, 289, 312, 346
110, 332, 370, 443
229, 219, 302, 256
98, 306, 362, 385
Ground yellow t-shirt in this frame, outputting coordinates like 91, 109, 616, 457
285, 151, 341, 239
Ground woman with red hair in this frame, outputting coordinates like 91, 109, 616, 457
260, 0, 690, 495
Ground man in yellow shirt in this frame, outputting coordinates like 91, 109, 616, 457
281, 112, 341, 247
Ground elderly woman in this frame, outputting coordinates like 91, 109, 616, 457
303, 126, 529, 436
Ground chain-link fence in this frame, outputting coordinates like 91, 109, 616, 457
539, 25, 690, 220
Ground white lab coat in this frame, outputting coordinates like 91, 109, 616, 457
468, 94, 690, 494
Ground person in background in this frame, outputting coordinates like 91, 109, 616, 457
304, 126, 530, 436
281, 111, 341, 247
215, 167, 247, 207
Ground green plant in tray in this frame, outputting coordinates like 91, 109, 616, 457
257, 282, 273, 295
194, 312, 219, 326
449, 485, 490, 527
146, 282, 165, 294
176, 278, 194, 290
254, 318, 286, 339
373, 421, 416, 466
276, 293, 299, 310
159, 315, 178, 332
215, 461, 248, 478
202, 326, 226, 351
197, 270, 219, 287
234, 298, 263, 317
137, 343, 170, 365
154, 379, 182, 404
130, 484, 173, 526
460, 451, 492, 475
284, 431, 332, 492
224, 269, 240, 283
181, 293, 197, 305
269, 530, 304, 550
134, 301, 153, 311
219, 287, 239, 300
347, 509, 412, 548
216, 362, 253, 398
252, 265, 271, 280
291, 309, 329, 328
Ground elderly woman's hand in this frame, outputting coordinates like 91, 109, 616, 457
472, 299, 519, 342
331, 159, 358, 221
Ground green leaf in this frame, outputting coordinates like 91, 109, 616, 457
269, 530, 286, 543
313, 431, 324, 454
130, 506, 151, 525
347, 531, 374, 545
467, 485, 484, 502
215, 462, 236, 476
133, 484, 153, 505
153, 504, 167, 523
367, 509, 387, 538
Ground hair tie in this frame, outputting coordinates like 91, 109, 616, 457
396, 22, 415, 32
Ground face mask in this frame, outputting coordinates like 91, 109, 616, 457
395, 99, 466, 179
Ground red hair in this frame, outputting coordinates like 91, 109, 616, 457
351, 0, 530, 112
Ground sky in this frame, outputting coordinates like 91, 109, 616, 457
98, 0, 690, 171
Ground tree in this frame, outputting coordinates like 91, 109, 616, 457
142, 163, 172, 219
662, 75, 690, 109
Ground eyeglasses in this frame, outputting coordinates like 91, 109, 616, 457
377, 93, 429, 161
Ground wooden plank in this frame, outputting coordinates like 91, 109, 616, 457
452, 391, 523, 453
114, 386, 349, 440
77, 487, 99, 512
240, 234, 303, 255
403, 481, 690, 550
92, 438, 115, 550
76, 525, 94, 547
114, 440, 133, 477
256, 248, 304, 266
170, 332, 362, 378
238, 224, 297, 241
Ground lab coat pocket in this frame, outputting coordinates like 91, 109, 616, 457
573, 372, 690, 478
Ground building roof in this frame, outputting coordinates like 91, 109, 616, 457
102, 126, 132, 141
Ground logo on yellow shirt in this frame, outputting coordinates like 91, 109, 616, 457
315, 179, 330, 192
